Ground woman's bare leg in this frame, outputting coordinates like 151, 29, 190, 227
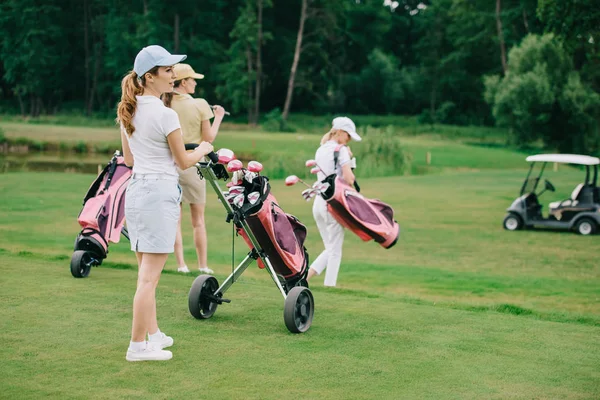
190, 203, 208, 269
131, 253, 168, 342
173, 204, 186, 269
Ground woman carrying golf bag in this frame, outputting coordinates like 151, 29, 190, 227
307, 117, 362, 287
117, 45, 214, 362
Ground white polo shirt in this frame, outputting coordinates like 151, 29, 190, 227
314, 140, 351, 181
124, 95, 181, 178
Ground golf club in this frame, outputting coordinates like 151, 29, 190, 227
227, 159, 244, 172
247, 161, 263, 174
210, 105, 231, 116
285, 175, 311, 188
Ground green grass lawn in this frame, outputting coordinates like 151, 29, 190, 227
1, 165, 599, 398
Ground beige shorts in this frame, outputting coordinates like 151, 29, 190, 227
177, 166, 206, 204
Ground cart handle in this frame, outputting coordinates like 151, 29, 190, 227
184, 143, 219, 164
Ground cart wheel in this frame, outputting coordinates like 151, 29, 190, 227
503, 214, 523, 231
575, 217, 597, 236
284, 286, 314, 333
188, 275, 219, 319
70, 250, 93, 278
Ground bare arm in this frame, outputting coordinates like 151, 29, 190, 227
201, 105, 225, 143
120, 129, 134, 167
167, 128, 214, 170
341, 163, 355, 186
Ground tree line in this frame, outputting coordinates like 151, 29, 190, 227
0, 0, 599, 153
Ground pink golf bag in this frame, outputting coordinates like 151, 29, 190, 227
234, 176, 309, 285
71, 151, 132, 278
320, 145, 400, 249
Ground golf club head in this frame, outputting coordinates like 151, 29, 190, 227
226, 159, 244, 172
305, 159, 317, 167
312, 182, 330, 193
285, 175, 299, 186
223, 192, 236, 203
247, 191, 260, 205
310, 167, 321, 174
228, 185, 245, 196
244, 170, 257, 183
247, 161, 263, 173
301, 188, 316, 201
231, 170, 244, 186
217, 148, 235, 164
233, 193, 245, 208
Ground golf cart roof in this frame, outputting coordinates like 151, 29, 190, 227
526, 154, 600, 166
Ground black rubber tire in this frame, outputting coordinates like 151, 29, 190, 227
70, 250, 92, 278
283, 286, 314, 333
575, 217, 597, 236
188, 275, 219, 319
503, 214, 523, 231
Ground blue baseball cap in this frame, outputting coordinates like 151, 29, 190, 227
133, 45, 187, 77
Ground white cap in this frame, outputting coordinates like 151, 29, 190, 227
332, 116, 361, 141
133, 45, 187, 77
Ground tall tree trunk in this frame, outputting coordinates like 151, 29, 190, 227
282, 0, 308, 123
88, 42, 101, 115
83, 0, 91, 115
522, 7, 529, 33
496, 0, 508, 74
16, 92, 25, 117
253, 0, 263, 126
246, 45, 255, 125
173, 13, 180, 52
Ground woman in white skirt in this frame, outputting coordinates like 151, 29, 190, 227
117, 45, 214, 362
307, 117, 362, 287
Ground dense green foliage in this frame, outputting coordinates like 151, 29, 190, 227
0, 0, 598, 152
484, 34, 600, 154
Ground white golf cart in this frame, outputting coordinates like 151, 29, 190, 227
503, 154, 600, 235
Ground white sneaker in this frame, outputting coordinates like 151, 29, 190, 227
177, 265, 190, 273
199, 267, 214, 274
148, 332, 174, 349
126, 343, 172, 362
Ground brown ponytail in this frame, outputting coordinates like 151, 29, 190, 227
116, 71, 143, 136
162, 79, 183, 108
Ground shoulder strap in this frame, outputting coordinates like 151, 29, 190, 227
333, 144, 361, 193
333, 144, 345, 172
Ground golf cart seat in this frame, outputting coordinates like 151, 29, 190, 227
549, 183, 583, 211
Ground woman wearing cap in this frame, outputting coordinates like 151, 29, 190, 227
163, 64, 225, 275
117, 45, 214, 362
307, 117, 362, 287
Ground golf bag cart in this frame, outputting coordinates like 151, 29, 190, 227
71, 151, 131, 277
186, 146, 314, 334
503, 154, 600, 235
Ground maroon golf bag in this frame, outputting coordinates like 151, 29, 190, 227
320, 145, 400, 249
71, 151, 131, 278
233, 175, 309, 286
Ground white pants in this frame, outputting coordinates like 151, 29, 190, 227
310, 196, 345, 287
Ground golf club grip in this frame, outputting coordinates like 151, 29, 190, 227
184, 143, 219, 164
207, 152, 219, 164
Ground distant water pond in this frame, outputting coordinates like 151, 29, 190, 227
1, 151, 114, 174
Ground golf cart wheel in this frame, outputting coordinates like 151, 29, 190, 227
283, 286, 314, 334
503, 214, 523, 231
188, 275, 219, 319
70, 250, 93, 278
575, 218, 597, 236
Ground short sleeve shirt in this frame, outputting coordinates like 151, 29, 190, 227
170, 93, 214, 144
314, 140, 351, 181
124, 95, 181, 178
